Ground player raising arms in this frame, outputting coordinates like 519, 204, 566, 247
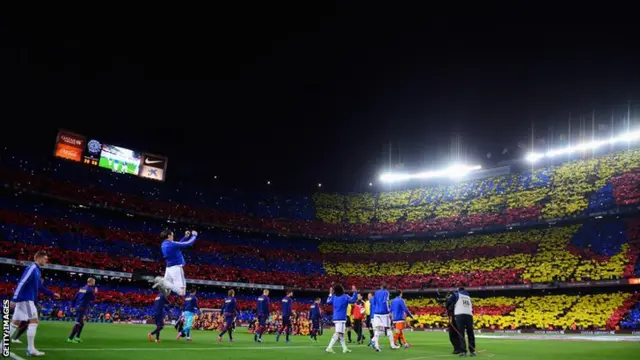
371, 282, 399, 351
67, 277, 97, 343
255, 289, 271, 342
177, 288, 199, 341
325, 284, 358, 354
309, 297, 322, 343
218, 289, 237, 343
275, 290, 294, 343
6, 250, 60, 357
390, 290, 414, 348
153, 229, 198, 297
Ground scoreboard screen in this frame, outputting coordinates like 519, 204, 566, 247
99, 144, 142, 175
53, 129, 168, 181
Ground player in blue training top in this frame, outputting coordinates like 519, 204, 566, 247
148, 291, 170, 343
309, 297, 322, 343
255, 289, 271, 342
276, 290, 294, 343
325, 284, 358, 354
371, 282, 399, 351
218, 289, 237, 342
67, 277, 97, 343
7, 250, 59, 357
177, 288, 199, 341
153, 229, 198, 297
390, 290, 414, 349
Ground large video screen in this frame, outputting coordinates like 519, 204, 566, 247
99, 144, 142, 175
53, 130, 167, 181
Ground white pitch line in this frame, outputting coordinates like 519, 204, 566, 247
10, 352, 27, 360
35, 342, 451, 352
38, 345, 323, 351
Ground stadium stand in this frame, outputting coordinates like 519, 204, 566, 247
2, 149, 640, 237
1, 149, 640, 332
1, 192, 639, 290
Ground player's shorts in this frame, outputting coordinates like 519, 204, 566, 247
154, 313, 164, 327
258, 314, 268, 327
183, 311, 195, 328
282, 315, 291, 327
164, 265, 186, 289
75, 307, 87, 323
394, 321, 405, 331
225, 315, 234, 327
311, 319, 320, 330
346, 317, 352, 328
334, 320, 346, 333
365, 315, 372, 328
12, 301, 38, 322
372, 314, 391, 328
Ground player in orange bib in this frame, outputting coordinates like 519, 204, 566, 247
390, 290, 414, 348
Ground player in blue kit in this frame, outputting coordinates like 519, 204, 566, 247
67, 277, 97, 343
218, 289, 237, 342
325, 284, 358, 354
276, 290, 294, 343
153, 230, 198, 297
372, 282, 399, 351
255, 289, 270, 342
177, 289, 198, 341
309, 297, 322, 343
6, 251, 60, 357
390, 290, 414, 348
148, 291, 170, 343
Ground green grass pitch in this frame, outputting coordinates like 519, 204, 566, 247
98, 157, 138, 175
7, 322, 640, 360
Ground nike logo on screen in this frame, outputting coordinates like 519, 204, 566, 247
145, 159, 163, 164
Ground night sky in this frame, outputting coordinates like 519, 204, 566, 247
1, 3, 639, 193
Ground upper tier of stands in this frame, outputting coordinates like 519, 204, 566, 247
2, 149, 640, 237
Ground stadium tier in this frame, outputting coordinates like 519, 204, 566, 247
1, 193, 639, 290
1, 271, 638, 330
2, 149, 640, 237
1, 150, 640, 333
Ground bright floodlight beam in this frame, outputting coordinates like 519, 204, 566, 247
525, 129, 640, 163
379, 164, 482, 183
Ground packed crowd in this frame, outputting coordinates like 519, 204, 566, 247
314, 150, 640, 231
2, 269, 638, 330
2, 149, 640, 237
621, 302, 640, 329
0, 272, 331, 324
1, 192, 638, 290
193, 310, 313, 336
404, 292, 640, 330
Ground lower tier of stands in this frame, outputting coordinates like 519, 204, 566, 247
2, 272, 639, 330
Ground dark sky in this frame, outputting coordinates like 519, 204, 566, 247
1, 3, 640, 193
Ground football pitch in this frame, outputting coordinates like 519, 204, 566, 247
7, 322, 640, 360
98, 157, 138, 175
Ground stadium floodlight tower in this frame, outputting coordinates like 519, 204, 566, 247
525, 129, 640, 164
379, 164, 481, 184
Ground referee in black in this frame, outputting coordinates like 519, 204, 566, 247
447, 287, 476, 357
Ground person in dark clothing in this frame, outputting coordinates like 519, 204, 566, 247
447, 288, 476, 357
446, 294, 463, 354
